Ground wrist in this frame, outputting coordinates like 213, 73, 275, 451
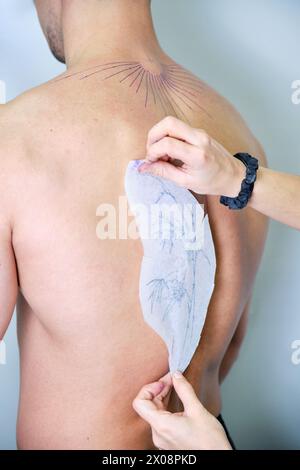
220, 153, 259, 210
247, 166, 266, 208
230, 158, 246, 197
221, 157, 245, 198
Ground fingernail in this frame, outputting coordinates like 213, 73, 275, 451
173, 371, 183, 379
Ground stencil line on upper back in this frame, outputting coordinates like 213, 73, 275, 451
55, 61, 213, 121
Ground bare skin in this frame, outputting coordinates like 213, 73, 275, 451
0, 0, 268, 449
133, 372, 232, 450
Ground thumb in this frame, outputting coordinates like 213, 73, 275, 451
139, 161, 188, 187
133, 381, 165, 426
172, 371, 201, 415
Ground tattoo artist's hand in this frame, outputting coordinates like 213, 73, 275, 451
133, 371, 232, 450
139, 116, 245, 198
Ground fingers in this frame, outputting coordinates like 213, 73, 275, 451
157, 373, 173, 400
139, 160, 190, 188
133, 381, 170, 425
133, 382, 163, 423
172, 371, 202, 415
134, 381, 164, 404
159, 372, 172, 386
147, 116, 200, 148
155, 373, 173, 410
145, 136, 197, 167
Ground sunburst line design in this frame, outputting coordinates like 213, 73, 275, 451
55, 61, 213, 121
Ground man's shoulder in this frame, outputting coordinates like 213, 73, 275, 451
2, 79, 61, 126
0, 87, 44, 195
207, 89, 266, 164
0, 94, 30, 171
178, 66, 266, 165
0, 85, 45, 140
0, 101, 23, 166
0, 79, 64, 158
0, 81, 63, 225
0, 102, 21, 225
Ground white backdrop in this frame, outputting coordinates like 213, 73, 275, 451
0, 0, 299, 450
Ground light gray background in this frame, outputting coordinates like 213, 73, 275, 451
0, 0, 299, 450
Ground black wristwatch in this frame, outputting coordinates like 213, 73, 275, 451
220, 153, 259, 210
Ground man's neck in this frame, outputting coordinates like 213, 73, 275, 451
62, 0, 164, 69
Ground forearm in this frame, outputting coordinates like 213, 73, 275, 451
143, 117, 300, 230
248, 168, 300, 230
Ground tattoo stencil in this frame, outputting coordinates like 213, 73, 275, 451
56, 61, 212, 121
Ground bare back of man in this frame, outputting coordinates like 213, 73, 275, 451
0, 0, 267, 449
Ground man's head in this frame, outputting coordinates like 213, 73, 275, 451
34, 0, 153, 65
34, 0, 65, 63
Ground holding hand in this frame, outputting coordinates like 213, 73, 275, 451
133, 371, 231, 450
139, 116, 245, 198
